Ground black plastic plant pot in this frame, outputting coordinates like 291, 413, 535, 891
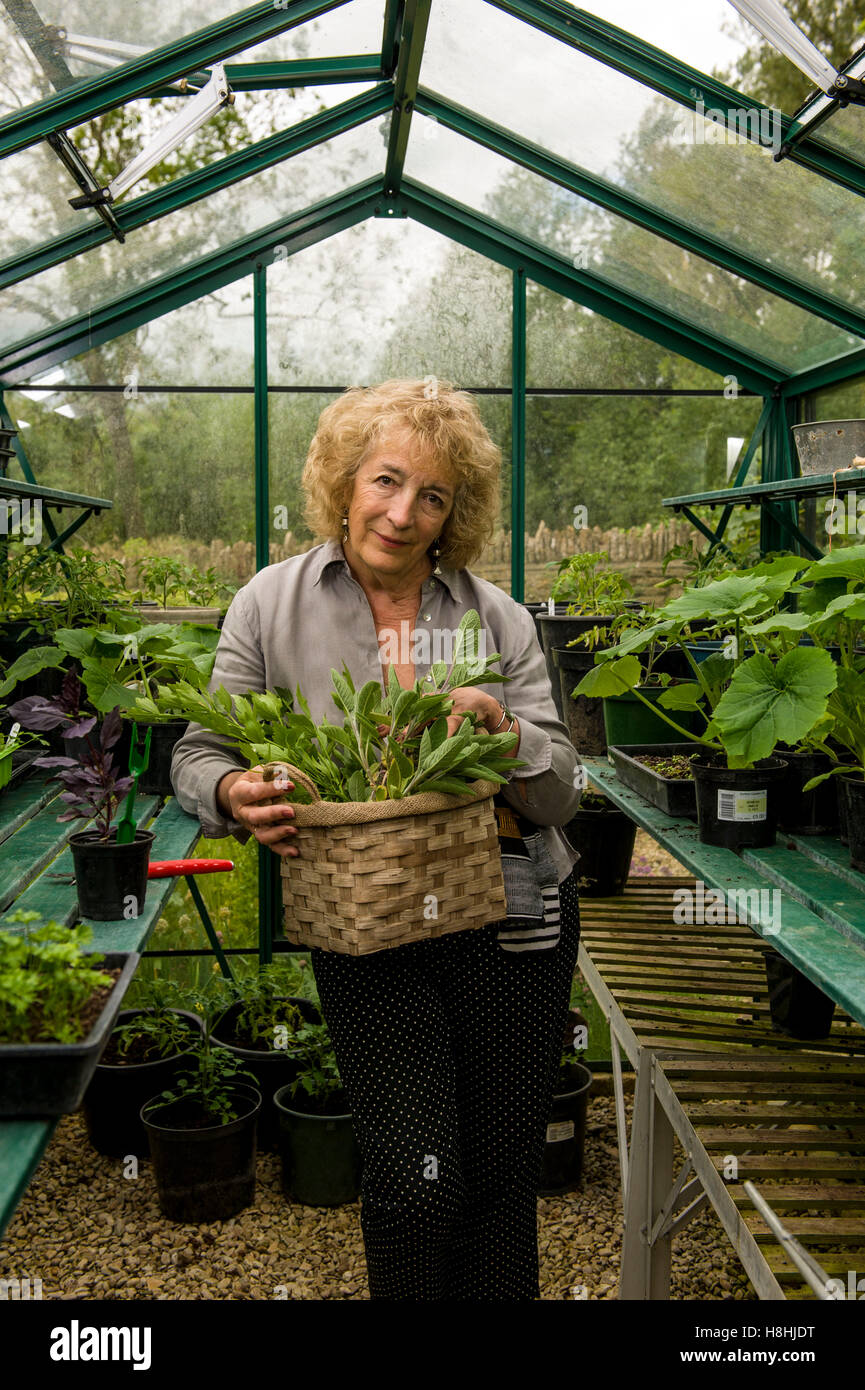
553, 645, 608, 754
777, 748, 838, 836
273, 1084, 363, 1207
0, 952, 140, 1118
690, 755, 788, 850
764, 954, 836, 1040
607, 744, 698, 819
133, 720, 188, 797
537, 613, 616, 716
69, 828, 154, 921
843, 775, 865, 873
141, 1083, 261, 1224
561, 800, 637, 897
211, 996, 321, 1152
82, 1009, 204, 1158
538, 1060, 592, 1196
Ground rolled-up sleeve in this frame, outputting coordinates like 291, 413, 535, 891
493, 605, 583, 828
170, 587, 264, 843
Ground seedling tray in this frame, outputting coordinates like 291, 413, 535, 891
0, 952, 140, 1117
608, 744, 698, 819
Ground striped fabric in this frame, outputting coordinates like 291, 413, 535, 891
493, 794, 564, 953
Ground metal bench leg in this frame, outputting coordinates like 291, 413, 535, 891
620, 1053, 674, 1299
184, 875, 235, 983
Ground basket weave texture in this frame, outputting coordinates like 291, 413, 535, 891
267, 763, 506, 956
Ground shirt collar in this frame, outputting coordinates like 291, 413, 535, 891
312, 538, 463, 602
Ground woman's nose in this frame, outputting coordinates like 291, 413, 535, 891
386, 488, 417, 528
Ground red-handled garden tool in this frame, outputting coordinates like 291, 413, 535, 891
145, 857, 237, 982
147, 858, 234, 877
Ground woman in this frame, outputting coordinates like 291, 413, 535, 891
171, 379, 584, 1300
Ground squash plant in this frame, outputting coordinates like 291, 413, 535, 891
574, 557, 838, 768
136, 609, 523, 802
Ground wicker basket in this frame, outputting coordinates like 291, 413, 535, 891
264, 763, 506, 956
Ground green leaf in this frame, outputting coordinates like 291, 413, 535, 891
658, 683, 704, 711
573, 654, 642, 698
0, 645, 66, 699
712, 648, 838, 767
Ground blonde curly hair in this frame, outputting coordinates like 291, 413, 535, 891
302, 379, 502, 570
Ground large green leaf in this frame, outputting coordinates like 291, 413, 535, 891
0, 645, 66, 699
661, 574, 781, 624
573, 655, 641, 698
712, 648, 837, 767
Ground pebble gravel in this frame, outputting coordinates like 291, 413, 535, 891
2, 1095, 757, 1302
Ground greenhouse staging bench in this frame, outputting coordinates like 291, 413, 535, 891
577, 758, 865, 1301
0, 774, 206, 1239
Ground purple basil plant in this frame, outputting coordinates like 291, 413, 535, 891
10, 674, 132, 840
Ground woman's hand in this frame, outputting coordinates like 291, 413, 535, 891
216, 766, 300, 857
442, 688, 520, 755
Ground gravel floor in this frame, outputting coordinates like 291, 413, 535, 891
2, 1095, 756, 1301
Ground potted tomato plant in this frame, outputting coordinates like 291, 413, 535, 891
273, 1020, 362, 1207
141, 1027, 261, 1224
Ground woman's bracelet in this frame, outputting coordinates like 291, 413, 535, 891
490, 701, 517, 734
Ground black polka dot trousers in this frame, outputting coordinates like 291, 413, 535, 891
308, 869, 581, 1301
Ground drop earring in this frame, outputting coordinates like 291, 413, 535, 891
342, 510, 349, 543
432, 537, 442, 574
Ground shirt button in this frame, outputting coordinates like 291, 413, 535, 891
425, 673, 433, 682
423, 613, 431, 622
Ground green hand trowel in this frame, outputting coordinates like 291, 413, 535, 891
117, 724, 152, 844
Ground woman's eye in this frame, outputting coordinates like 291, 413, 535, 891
425, 494, 444, 507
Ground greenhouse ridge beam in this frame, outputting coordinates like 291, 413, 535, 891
0, 180, 384, 384
0, 0, 353, 159
486, 0, 865, 201
782, 345, 865, 397
414, 90, 865, 346
0, 86, 393, 292
383, 0, 431, 196
396, 180, 785, 395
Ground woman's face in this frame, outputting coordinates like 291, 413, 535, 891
344, 429, 455, 585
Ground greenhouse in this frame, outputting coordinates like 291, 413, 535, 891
1, 0, 865, 1328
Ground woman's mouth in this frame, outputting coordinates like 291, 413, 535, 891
376, 533, 408, 548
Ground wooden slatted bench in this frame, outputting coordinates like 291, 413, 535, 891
579, 881, 865, 1300
0, 772, 206, 1239
577, 757, 865, 1301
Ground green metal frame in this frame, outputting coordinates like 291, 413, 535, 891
0, 0, 353, 158
381, 0, 405, 75
511, 267, 526, 601
151, 55, 386, 95
0, 85, 393, 293
383, 0, 431, 196
485, 0, 865, 201
413, 89, 865, 345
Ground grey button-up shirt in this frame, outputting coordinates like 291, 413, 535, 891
170, 540, 582, 883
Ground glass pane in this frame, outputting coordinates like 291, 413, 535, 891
565, 1, 747, 80
810, 103, 865, 160
421, 0, 865, 319
0, 119, 385, 354
0, 1, 258, 111
406, 118, 860, 374
527, 283, 722, 388
4, 294, 255, 565
267, 219, 512, 386
0, 1, 370, 116
236, 0, 383, 61
1, 83, 377, 257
